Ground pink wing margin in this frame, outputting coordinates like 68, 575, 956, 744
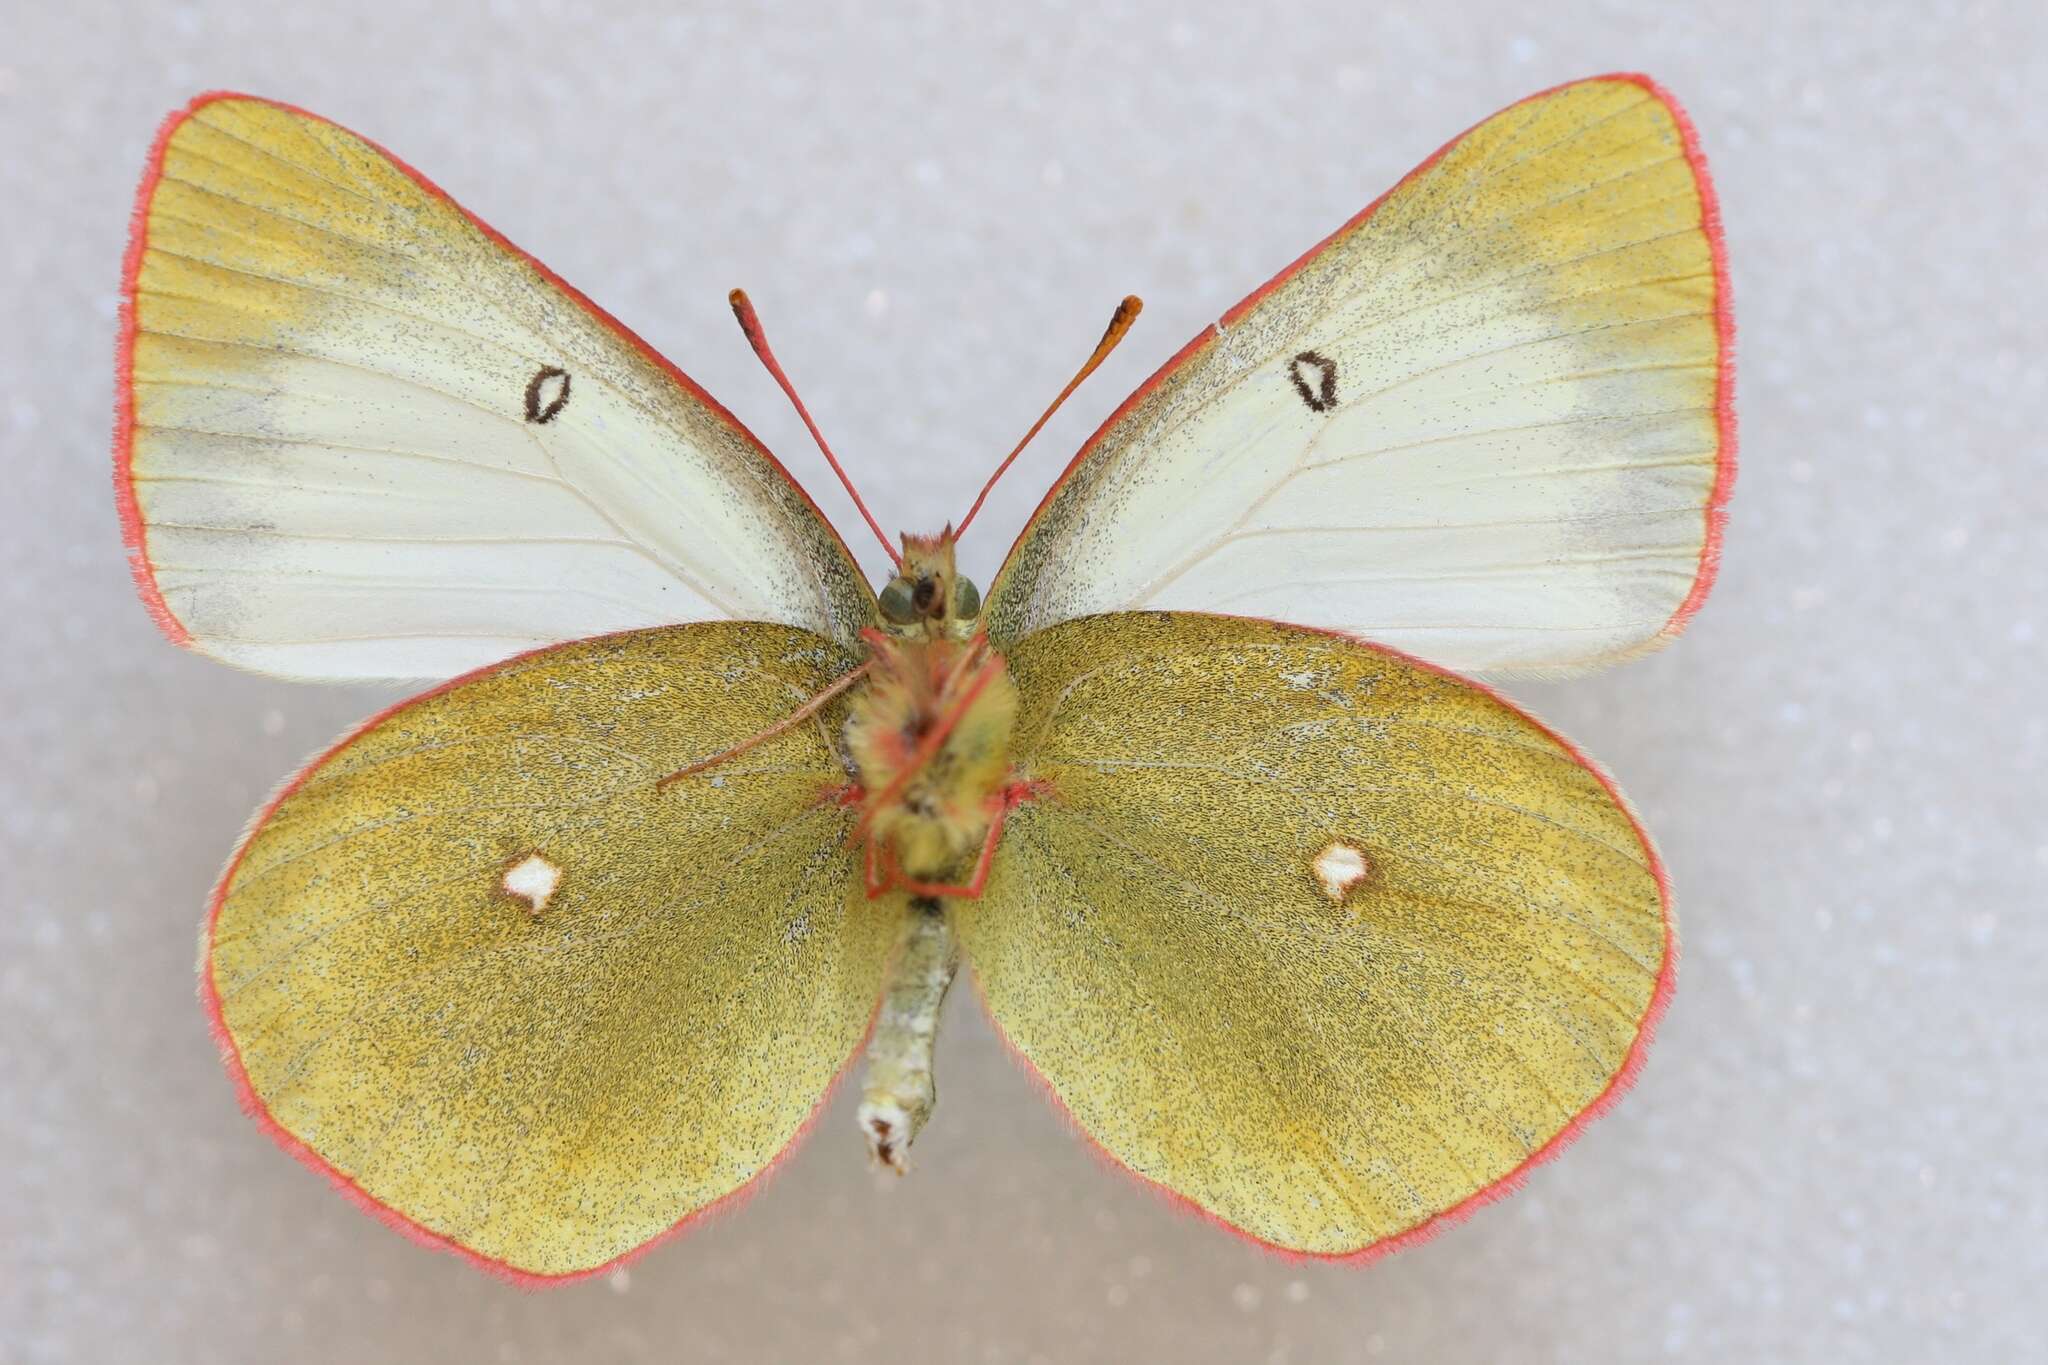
992, 71, 1737, 648
972, 628, 1678, 1263
197, 632, 880, 1287
112, 91, 865, 652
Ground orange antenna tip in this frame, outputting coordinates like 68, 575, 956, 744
1103, 294, 1144, 345
728, 288, 899, 567
956, 294, 1145, 537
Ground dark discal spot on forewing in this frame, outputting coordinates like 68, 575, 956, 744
1287, 350, 1338, 413
525, 366, 571, 423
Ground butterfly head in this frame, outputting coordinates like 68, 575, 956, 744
878, 527, 981, 640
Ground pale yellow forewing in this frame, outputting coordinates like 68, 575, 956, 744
204, 623, 893, 1281
120, 94, 874, 681
956, 613, 1672, 1257
987, 75, 1733, 676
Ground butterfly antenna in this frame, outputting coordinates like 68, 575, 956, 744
729, 288, 900, 567
955, 294, 1143, 537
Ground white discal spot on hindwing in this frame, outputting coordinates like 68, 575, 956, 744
501, 852, 562, 915
1313, 841, 1372, 905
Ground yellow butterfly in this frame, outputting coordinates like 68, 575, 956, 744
116, 72, 1733, 1283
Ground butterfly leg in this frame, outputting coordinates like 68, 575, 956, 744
655, 660, 872, 790
856, 895, 958, 1173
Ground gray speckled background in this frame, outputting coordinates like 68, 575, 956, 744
5, 1, 2043, 1361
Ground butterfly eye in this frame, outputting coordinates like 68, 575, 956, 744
879, 578, 919, 624
952, 576, 981, 620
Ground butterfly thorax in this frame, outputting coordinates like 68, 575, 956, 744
845, 530, 1019, 891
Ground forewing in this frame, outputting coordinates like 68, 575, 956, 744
986, 74, 1733, 675
204, 623, 893, 1281
119, 94, 875, 681
957, 613, 1672, 1257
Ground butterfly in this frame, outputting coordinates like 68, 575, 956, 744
115, 72, 1733, 1284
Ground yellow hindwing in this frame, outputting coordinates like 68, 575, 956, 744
205, 623, 896, 1279
955, 612, 1670, 1255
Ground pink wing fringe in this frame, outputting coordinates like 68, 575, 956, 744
113, 99, 191, 646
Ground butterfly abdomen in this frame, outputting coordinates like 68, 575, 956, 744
856, 894, 957, 1171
